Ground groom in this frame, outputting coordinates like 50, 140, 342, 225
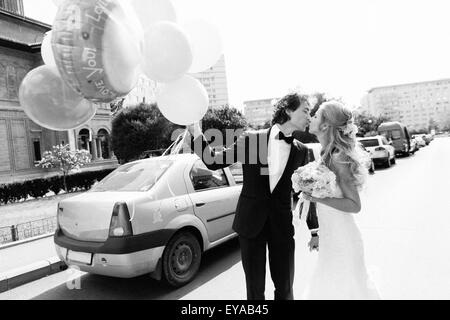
188, 93, 319, 300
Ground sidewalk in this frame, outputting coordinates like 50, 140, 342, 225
0, 234, 66, 293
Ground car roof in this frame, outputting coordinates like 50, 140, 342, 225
127, 153, 199, 166
357, 136, 383, 140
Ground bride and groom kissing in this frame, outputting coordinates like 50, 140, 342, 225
187, 92, 380, 300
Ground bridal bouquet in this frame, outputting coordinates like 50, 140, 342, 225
291, 161, 337, 217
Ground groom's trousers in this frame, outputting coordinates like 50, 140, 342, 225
239, 219, 295, 300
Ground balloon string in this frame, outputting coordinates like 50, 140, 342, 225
172, 129, 189, 155
163, 129, 188, 157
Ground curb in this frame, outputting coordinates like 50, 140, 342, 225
0, 256, 67, 294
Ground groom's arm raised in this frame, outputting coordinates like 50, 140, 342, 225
188, 123, 248, 171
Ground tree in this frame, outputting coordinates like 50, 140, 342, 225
36, 144, 91, 192
354, 112, 391, 137
428, 118, 439, 132
111, 103, 182, 163
442, 117, 450, 131
202, 105, 248, 135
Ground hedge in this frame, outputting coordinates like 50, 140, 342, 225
0, 169, 115, 205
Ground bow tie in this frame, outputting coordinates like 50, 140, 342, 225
276, 132, 294, 144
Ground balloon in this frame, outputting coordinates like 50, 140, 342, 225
52, 0, 143, 103
156, 75, 209, 125
142, 21, 193, 83
183, 19, 224, 73
41, 31, 57, 68
19, 66, 97, 131
129, 0, 177, 32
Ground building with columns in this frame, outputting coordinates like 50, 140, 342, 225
0, 0, 117, 184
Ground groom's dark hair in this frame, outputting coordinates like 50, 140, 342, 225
272, 93, 310, 125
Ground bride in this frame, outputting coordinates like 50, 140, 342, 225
301, 101, 381, 300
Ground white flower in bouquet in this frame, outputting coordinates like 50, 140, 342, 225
292, 161, 337, 199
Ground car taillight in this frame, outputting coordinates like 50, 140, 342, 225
109, 202, 133, 237
375, 147, 385, 151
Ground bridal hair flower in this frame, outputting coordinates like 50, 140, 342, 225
339, 120, 359, 137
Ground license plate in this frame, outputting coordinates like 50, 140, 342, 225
67, 250, 93, 265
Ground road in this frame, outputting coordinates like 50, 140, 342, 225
1, 137, 449, 300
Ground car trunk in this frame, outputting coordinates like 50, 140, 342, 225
58, 192, 144, 242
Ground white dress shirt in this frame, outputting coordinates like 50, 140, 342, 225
268, 125, 292, 193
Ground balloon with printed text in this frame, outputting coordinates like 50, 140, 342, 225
51, 0, 144, 103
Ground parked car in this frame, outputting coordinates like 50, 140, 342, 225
378, 121, 412, 156
412, 135, 427, 147
359, 144, 376, 174
54, 154, 243, 287
357, 136, 396, 168
409, 137, 419, 154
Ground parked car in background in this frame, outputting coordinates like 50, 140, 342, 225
413, 134, 429, 147
54, 154, 243, 287
409, 138, 419, 154
357, 136, 396, 168
378, 121, 412, 156
359, 143, 376, 174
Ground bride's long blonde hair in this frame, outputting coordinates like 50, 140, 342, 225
318, 101, 369, 190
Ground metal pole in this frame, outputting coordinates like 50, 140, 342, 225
11, 225, 17, 242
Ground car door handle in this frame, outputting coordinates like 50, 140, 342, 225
196, 203, 206, 208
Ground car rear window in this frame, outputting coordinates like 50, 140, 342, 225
391, 130, 402, 139
359, 139, 380, 148
91, 159, 174, 192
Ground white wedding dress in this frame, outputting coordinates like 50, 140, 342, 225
302, 180, 381, 300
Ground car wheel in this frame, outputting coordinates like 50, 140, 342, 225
162, 231, 202, 288
391, 156, 396, 165
385, 157, 391, 168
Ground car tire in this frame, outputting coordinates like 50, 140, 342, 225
385, 157, 391, 168
162, 231, 202, 288
391, 156, 396, 165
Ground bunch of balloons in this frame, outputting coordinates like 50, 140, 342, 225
19, 0, 223, 130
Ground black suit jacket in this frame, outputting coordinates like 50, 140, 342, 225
191, 127, 319, 239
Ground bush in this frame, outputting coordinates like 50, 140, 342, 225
0, 169, 116, 205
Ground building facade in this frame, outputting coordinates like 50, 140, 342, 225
192, 55, 230, 110
0, 1, 117, 184
363, 79, 450, 131
243, 98, 278, 127
122, 74, 158, 107
122, 55, 230, 111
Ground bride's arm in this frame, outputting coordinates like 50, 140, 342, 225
305, 163, 362, 214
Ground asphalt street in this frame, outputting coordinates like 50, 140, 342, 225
1, 137, 449, 300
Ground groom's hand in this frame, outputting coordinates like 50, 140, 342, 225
308, 236, 319, 252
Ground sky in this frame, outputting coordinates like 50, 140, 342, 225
22, 0, 450, 109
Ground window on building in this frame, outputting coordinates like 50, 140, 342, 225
33, 139, 42, 162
